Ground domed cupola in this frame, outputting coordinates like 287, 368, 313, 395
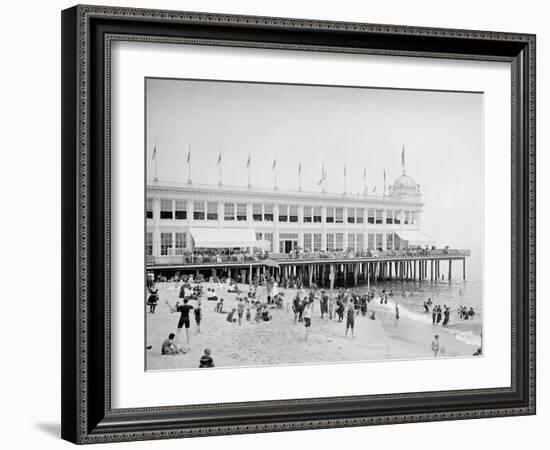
390, 145, 421, 197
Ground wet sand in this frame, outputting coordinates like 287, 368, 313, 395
146, 282, 479, 371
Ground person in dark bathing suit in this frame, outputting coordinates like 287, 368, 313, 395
345, 304, 355, 338
194, 301, 202, 334
167, 299, 193, 345
336, 300, 345, 322
442, 306, 450, 326
436, 305, 442, 324
147, 288, 159, 313
199, 348, 215, 368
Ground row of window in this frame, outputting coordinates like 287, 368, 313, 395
148, 231, 403, 256
147, 199, 418, 225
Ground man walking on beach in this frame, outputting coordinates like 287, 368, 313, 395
345, 303, 355, 338
303, 299, 313, 341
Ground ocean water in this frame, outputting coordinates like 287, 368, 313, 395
357, 279, 482, 346
350, 254, 483, 348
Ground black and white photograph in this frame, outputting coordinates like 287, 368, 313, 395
144, 78, 484, 371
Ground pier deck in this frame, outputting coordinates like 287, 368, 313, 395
148, 250, 470, 285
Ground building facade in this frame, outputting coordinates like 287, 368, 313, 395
146, 171, 434, 265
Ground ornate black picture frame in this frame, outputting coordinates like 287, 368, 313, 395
61, 4, 536, 444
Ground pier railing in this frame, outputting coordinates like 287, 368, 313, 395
147, 249, 470, 267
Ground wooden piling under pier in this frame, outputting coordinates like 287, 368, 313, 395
148, 252, 470, 288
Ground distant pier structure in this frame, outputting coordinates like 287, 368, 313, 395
145, 159, 469, 286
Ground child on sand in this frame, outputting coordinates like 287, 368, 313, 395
199, 348, 215, 368
161, 333, 187, 355
431, 334, 440, 357
245, 307, 251, 322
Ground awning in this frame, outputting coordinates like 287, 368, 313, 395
190, 228, 259, 248
395, 230, 435, 246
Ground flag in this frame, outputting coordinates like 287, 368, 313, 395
363, 168, 366, 179
247, 153, 251, 168
401, 144, 405, 167
298, 162, 301, 174
217, 152, 222, 165
186, 148, 190, 163
152, 144, 157, 160
272, 159, 277, 171
318, 164, 326, 185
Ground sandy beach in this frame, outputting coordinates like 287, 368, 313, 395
146, 281, 479, 371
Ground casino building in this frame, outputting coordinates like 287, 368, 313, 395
146, 164, 435, 267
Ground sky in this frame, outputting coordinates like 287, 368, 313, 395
146, 78, 483, 255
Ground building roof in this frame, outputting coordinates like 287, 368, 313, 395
147, 180, 423, 207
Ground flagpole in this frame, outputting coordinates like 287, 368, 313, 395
218, 152, 222, 186
187, 144, 192, 184
273, 159, 277, 190
153, 142, 158, 181
247, 153, 251, 188
363, 169, 367, 195
298, 162, 302, 191
343, 164, 347, 194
